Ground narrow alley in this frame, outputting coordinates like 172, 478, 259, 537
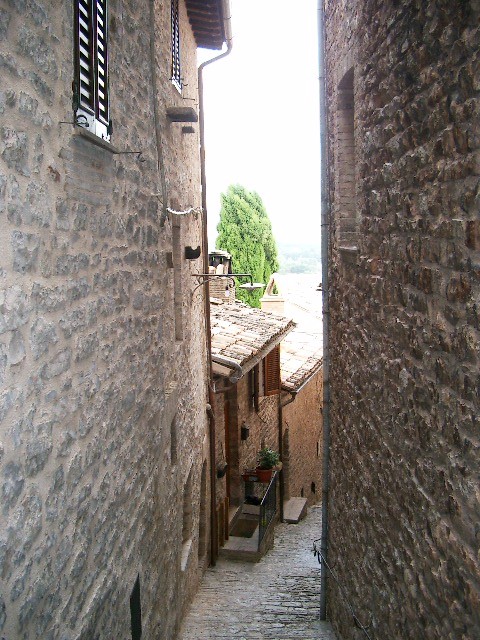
179, 506, 338, 640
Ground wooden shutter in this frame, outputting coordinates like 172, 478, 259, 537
264, 346, 281, 396
94, 0, 109, 125
171, 0, 182, 90
75, 0, 95, 113
74, 0, 110, 135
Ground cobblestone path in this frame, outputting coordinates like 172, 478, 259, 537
179, 505, 338, 640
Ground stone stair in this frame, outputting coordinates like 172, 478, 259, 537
283, 497, 308, 523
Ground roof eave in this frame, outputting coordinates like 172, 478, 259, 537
281, 359, 324, 394
186, 0, 228, 50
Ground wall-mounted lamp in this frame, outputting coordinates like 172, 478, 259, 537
216, 463, 228, 479
185, 246, 201, 260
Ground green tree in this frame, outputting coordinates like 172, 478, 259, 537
216, 185, 279, 307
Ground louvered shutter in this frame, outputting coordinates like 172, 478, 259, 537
74, 0, 110, 139
75, 0, 95, 114
94, 0, 109, 125
171, 0, 182, 90
264, 346, 281, 396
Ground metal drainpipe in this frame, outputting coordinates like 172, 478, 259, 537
198, 1, 233, 567
278, 390, 296, 522
318, 0, 332, 621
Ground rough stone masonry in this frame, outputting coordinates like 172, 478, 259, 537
0, 1, 213, 638
324, 1, 479, 639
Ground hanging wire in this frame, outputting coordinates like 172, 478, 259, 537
166, 206, 203, 216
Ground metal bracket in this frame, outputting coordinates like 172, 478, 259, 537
59, 114, 89, 127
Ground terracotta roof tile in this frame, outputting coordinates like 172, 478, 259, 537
210, 302, 295, 369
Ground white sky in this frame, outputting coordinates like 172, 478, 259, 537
200, 0, 321, 247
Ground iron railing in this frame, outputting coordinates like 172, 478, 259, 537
258, 471, 277, 550
313, 539, 374, 639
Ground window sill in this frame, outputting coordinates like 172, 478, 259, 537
73, 126, 120, 154
338, 246, 359, 267
338, 245, 358, 254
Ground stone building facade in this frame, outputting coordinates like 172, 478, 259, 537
0, 1, 227, 638
324, 1, 480, 639
210, 301, 294, 545
282, 369, 323, 507
261, 274, 324, 511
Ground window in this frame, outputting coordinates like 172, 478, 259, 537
249, 365, 260, 412
249, 346, 281, 409
171, 0, 182, 91
74, 0, 111, 140
263, 345, 281, 396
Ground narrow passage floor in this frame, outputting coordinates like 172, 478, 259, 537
179, 505, 338, 640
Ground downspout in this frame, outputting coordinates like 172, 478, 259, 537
318, 0, 332, 621
278, 389, 297, 521
277, 390, 293, 522
211, 354, 243, 383
198, 0, 233, 566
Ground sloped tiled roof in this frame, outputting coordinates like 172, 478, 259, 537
210, 302, 295, 375
281, 328, 323, 392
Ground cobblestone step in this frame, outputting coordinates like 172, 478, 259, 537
179, 505, 338, 640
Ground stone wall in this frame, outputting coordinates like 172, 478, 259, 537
0, 1, 210, 638
282, 370, 323, 505
325, 1, 480, 639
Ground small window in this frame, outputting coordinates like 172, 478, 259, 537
74, 0, 111, 140
264, 345, 281, 396
249, 365, 260, 412
171, 0, 182, 91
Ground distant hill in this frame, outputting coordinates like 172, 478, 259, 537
277, 242, 322, 274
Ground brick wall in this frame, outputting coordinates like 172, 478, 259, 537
214, 372, 279, 511
0, 1, 210, 638
325, 1, 480, 639
282, 369, 323, 505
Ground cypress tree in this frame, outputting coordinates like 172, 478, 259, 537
216, 185, 279, 307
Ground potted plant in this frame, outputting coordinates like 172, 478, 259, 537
256, 447, 280, 483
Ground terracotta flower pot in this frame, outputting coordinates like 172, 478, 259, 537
256, 468, 273, 483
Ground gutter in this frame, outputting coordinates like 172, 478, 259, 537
318, 0, 332, 621
198, 0, 233, 567
211, 354, 243, 383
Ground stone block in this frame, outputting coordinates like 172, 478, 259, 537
40, 348, 72, 380
25, 422, 53, 477
8, 329, 26, 365
0, 127, 29, 176
11, 230, 40, 273
30, 317, 58, 360
2, 462, 25, 513
17, 26, 57, 77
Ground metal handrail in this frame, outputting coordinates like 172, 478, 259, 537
313, 540, 373, 639
258, 471, 277, 550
